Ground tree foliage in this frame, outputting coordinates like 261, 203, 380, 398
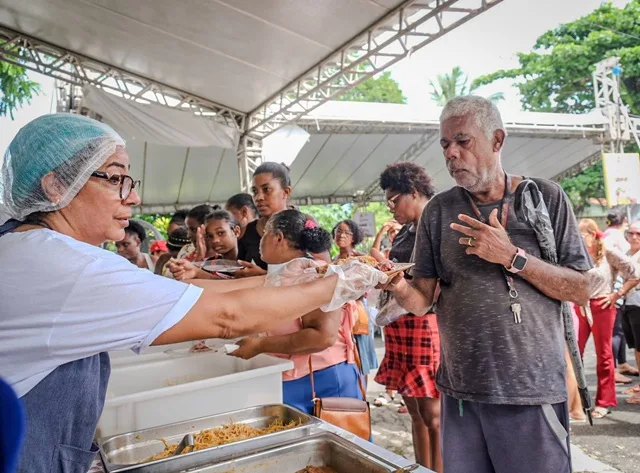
429, 66, 504, 106
473, 1, 640, 114
473, 1, 640, 211
337, 71, 406, 104
0, 56, 40, 119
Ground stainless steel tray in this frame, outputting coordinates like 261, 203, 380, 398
189, 432, 402, 473
98, 404, 316, 473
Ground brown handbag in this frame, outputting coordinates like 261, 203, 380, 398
309, 338, 371, 440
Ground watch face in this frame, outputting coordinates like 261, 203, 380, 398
513, 254, 527, 270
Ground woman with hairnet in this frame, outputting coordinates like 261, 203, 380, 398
0, 114, 386, 473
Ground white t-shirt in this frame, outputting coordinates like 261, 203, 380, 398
0, 229, 203, 397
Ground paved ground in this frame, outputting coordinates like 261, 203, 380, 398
367, 332, 639, 473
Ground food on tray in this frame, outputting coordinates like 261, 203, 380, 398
316, 255, 380, 275
145, 419, 299, 461
295, 467, 338, 473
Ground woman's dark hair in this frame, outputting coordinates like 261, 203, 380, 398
379, 161, 436, 198
205, 209, 239, 229
226, 193, 257, 216
332, 219, 364, 246
253, 162, 291, 189
607, 207, 627, 227
187, 204, 215, 225
167, 227, 190, 250
124, 220, 147, 242
169, 209, 189, 227
269, 209, 331, 254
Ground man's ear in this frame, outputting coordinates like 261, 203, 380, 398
493, 129, 506, 152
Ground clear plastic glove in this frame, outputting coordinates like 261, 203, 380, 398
374, 293, 410, 326
264, 258, 322, 287
320, 260, 388, 312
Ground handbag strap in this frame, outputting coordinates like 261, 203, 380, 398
307, 327, 367, 402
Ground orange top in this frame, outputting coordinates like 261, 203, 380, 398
265, 301, 358, 381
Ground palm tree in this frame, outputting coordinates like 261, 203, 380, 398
429, 66, 504, 106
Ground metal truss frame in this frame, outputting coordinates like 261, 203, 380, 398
297, 118, 608, 138
0, 25, 245, 130
552, 150, 603, 183
246, 0, 505, 139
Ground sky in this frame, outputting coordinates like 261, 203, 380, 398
0, 0, 631, 155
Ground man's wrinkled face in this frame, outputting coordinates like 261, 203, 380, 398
440, 115, 502, 192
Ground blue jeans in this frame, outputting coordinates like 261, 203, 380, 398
283, 361, 363, 415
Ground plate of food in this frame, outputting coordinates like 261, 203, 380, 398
202, 259, 244, 273
316, 256, 414, 278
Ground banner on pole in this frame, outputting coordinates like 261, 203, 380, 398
602, 153, 640, 207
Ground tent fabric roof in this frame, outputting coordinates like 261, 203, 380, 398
126, 102, 607, 213
0, 0, 405, 113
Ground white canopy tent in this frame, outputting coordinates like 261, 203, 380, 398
121, 101, 607, 213
0, 0, 613, 212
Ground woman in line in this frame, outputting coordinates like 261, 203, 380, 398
374, 162, 441, 472
230, 210, 365, 415
235, 162, 292, 277
577, 219, 640, 418
115, 219, 156, 271
0, 114, 381, 472
622, 221, 640, 404
332, 219, 379, 385
225, 192, 258, 239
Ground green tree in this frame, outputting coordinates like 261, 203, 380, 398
473, 1, 640, 114
337, 71, 406, 104
0, 58, 40, 118
473, 1, 640, 211
557, 162, 607, 214
429, 66, 504, 106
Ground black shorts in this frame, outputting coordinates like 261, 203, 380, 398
622, 304, 640, 350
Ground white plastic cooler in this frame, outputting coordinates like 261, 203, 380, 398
97, 351, 293, 437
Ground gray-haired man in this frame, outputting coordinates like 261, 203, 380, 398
384, 96, 592, 472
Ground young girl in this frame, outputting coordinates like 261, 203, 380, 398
229, 209, 366, 416
577, 218, 640, 418
169, 210, 241, 281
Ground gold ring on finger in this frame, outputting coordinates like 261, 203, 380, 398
466, 237, 475, 247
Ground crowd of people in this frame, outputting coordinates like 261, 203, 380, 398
106, 96, 640, 473
2, 96, 640, 473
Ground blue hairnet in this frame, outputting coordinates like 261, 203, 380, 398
0, 113, 124, 221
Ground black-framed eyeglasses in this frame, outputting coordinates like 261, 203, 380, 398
91, 171, 141, 200
386, 193, 403, 209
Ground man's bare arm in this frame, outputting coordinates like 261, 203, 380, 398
388, 275, 438, 315
517, 257, 590, 306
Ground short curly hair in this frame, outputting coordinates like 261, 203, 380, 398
379, 162, 436, 198
332, 219, 364, 246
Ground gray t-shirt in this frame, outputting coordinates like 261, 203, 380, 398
412, 177, 592, 405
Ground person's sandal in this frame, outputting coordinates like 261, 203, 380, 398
592, 407, 610, 419
626, 394, 640, 405
373, 393, 394, 407
623, 384, 640, 395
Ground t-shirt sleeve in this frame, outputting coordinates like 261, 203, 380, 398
410, 202, 439, 279
48, 255, 203, 363
544, 181, 592, 272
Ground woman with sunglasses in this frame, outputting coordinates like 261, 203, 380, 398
374, 162, 442, 472
622, 221, 640, 404
0, 114, 383, 473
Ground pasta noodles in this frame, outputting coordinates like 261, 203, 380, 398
145, 419, 299, 462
